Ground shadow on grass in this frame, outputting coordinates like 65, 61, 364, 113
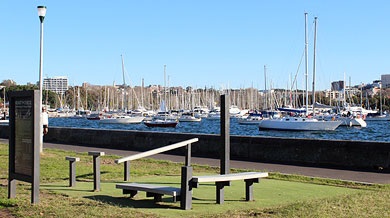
41, 183, 107, 193
75, 171, 110, 180
84, 195, 181, 209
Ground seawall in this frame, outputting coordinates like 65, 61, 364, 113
1, 125, 389, 172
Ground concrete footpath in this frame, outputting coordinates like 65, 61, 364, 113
1, 139, 389, 184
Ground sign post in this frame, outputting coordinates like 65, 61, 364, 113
8, 90, 40, 204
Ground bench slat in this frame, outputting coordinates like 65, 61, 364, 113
192, 172, 268, 183
116, 183, 181, 196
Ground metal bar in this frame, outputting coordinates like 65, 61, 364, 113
115, 138, 198, 164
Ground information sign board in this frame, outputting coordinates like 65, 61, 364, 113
8, 90, 40, 203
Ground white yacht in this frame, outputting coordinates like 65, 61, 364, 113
258, 116, 342, 131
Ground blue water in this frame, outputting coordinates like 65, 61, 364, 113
48, 118, 390, 142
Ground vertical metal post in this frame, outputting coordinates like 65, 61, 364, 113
69, 160, 76, 187
32, 91, 41, 204
93, 156, 100, 191
66, 157, 80, 187
8, 179, 16, 199
88, 151, 105, 191
124, 161, 130, 181
220, 94, 230, 175
38, 7, 46, 154
180, 166, 192, 210
185, 143, 191, 166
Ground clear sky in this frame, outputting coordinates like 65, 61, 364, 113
0, 1, 389, 91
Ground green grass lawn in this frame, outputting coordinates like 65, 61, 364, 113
0, 143, 389, 217
40, 178, 364, 218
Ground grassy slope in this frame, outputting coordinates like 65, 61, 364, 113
0, 143, 389, 217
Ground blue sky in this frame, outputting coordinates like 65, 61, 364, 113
0, 1, 389, 91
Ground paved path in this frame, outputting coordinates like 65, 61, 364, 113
1, 139, 388, 184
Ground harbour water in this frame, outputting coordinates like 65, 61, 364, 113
49, 118, 390, 143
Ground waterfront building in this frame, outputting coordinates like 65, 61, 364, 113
43, 76, 68, 94
381, 74, 390, 88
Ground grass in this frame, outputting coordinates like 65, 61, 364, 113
0, 142, 389, 217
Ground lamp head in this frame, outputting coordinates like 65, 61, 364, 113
37, 6, 47, 23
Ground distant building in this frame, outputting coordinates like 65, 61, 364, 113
43, 76, 68, 94
325, 90, 341, 100
331, 81, 344, 91
381, 74, 390, 88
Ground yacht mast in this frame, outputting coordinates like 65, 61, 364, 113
121, 54, 126, 86
164, 64, 167, 111
304, 12, 309, 115
264, 65, 267, 110
312, 16, 317, 113
380, 82, 383, 115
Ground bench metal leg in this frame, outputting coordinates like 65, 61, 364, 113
88, 151, 105, 192
93, 156, 101, 191
245, 178, 259, 201
65, 157, 80, 187
216, 181, 230, 204
123, 189, 138, 198
124, 161, 130, 181
69, 160, 77, 187
147, 192, 163, 202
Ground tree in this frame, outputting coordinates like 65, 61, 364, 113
0, 79, 16, 87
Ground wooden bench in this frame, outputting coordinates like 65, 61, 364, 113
116, 183, 181, 203
191, 172, 268, 204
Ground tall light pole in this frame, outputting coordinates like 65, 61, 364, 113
38, 6, 46, 153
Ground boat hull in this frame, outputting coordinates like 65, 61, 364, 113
99, 116, 144, 124
143, 119, 178, 128
365, 115, 390, 121
258, 118, 342, 131
178, 117, 201, 122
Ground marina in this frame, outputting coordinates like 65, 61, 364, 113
48, 116, 390, 142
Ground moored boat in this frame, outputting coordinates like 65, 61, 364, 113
258, 116, 342, 131
178, 112, 201, 122
143, 119, 178, 127
238, 112, 262, 125
86, 113, 102, 120
99, 115, 144, 124
364, 112, 390, 121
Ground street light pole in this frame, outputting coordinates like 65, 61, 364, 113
37, 6, 46, 153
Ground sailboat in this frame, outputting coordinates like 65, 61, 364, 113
365, 82, 390, 121
178, 111, 202, 122
143, 65, 178, 128
238, 111, 263, 125
259, 13, 342, 131
143, 118, 178, 127
144, 100, 179, 127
